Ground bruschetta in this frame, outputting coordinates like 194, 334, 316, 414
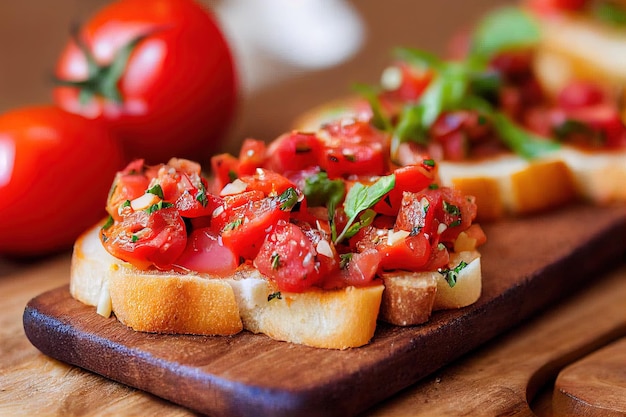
70, 120, 486, 350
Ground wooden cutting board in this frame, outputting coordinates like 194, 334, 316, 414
22, 204, 626, 417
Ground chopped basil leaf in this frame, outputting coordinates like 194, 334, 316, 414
267, 292, 282, 302
491, 112, 560, 159
102, 215, 114, 230
339, 253, 353, 269
121, 199, 131, 208
343, 209, 376, 240
145, 201, 173, 214
131, 234, 139, 243
147, 184, 164, 199
271, 252, 281, 270
228, 170, 238, 183
278, 187, 299, 211
470, 6, 540, 61
196, 184, 208, 207
553, 119, 593, 140
428, 183, 440, 190
438, 260, 469, 288
303, 171, 345, 208
449, 219, 462, 228
223, 218, 243, 232
393, 47, 444, 71
336, 174, 395, 244
443, 201, 460, 216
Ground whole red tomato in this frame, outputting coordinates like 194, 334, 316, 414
0, 106, 125, 256
53, 0, 238, 165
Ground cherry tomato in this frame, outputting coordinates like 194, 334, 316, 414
53, 0, 238, 165
0, 106, 124, 256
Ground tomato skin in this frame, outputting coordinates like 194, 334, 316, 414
0, 106, 125, 256
373, 164, 436, 216
173, 227, 238, 276
318, 120, 389, 178
264, 132, 324, 174
254, 221, 325, 292
218, 196, 290, 260
238, 139, 267, 176
53, 0, 238, 165
101, 206, 187, 270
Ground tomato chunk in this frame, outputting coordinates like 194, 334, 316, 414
218, 196, 290, 260
101, 207, 187, 270
254, 221, 325, 292
174, 227, 238, 276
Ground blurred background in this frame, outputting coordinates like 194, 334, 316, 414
0, 0, 511, 153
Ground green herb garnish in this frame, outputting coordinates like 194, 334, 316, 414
147, 184, 164, 199
438, 260, 469, 288
267, 292, 282, 302
277, 187, 299, 211
335, 174, 395, 244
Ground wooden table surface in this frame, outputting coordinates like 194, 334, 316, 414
1, 1, 626, 416
2, 253, 625, 416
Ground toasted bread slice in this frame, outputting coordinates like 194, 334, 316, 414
555, 147, 626, 204
70, 223, 386, 349
379, 251, 481, 326
437, 154, 577, 221
533, 13, 626, 96
71, 223, 244, 336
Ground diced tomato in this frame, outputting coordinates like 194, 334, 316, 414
254, 221, 325, 292
353, 226, 432, 271
558, 81, 605, 110
219, 196, 291, 260
336, 249, 381, 287
210, 152, 240, 191
394, 191, 441, 237
318, 119, 389, 178
101, 207, 187, 270
264, 131, 323, 174
380, 61, 433, 103
238, 169, 298, 196
395, 187, 477, 244
373, 163, 437, 216
173, 227, 238, 276
238, 138, 267, 175
151, 159, 220, 218
107, 159, 156, 220
296, 220, 339, 276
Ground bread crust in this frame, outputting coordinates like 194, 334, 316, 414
379, 251, 482, 325
109, 265, 243, 336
